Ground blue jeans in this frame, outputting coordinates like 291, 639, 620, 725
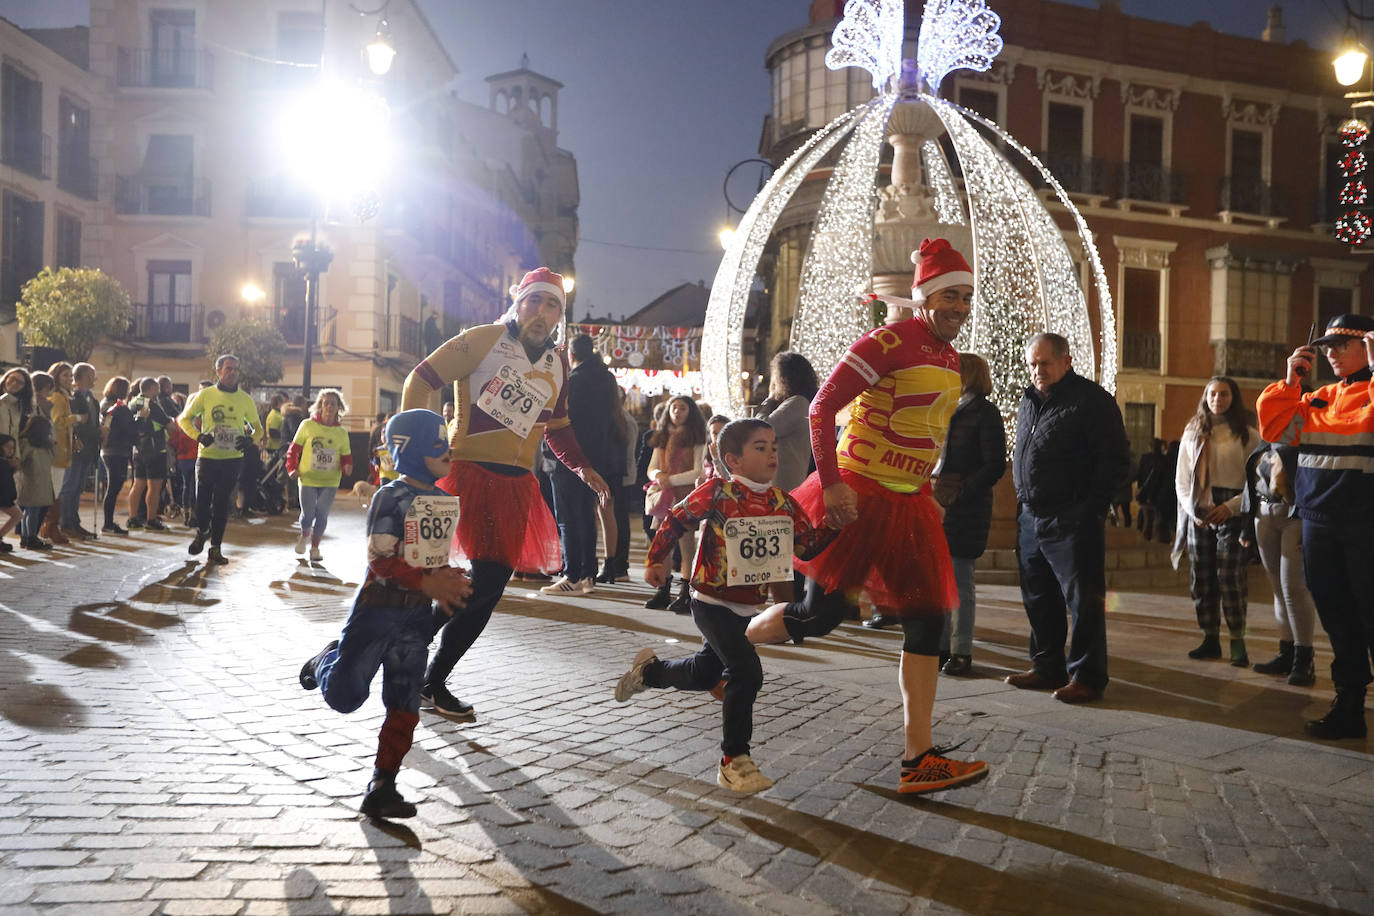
551, 463, 597, 580
177, 458, 197, 510
1016, 508, 1109, 690
943, 556, 977, 656
316, 598, 435, 715
59, 449, 98, 529
298, 484, 337, 540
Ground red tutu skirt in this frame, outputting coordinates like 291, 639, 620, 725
792, 469, 956, 617
438, 461, 562, 573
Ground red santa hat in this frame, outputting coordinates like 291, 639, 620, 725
910, 238, 973, 302
509, 267, 566, 310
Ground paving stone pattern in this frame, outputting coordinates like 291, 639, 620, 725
0, 506, 1371, 914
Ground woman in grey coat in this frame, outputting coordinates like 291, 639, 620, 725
757, 351, 818, 494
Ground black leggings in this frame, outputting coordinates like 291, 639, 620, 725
427, 559, 514, 689
195, 457, 242, 546
782, 577, 944, 655
101, 454, 128, 526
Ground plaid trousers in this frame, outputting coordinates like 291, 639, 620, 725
1187, 487, 1248, 637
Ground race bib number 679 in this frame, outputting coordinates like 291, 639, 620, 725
724, 515, 794, 586
475, 365, 547, 439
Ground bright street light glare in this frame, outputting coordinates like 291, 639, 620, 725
719, 226, 736, 249
1336, 45, 1369, 86
240, 282, 266, 303
562, 275, 575, 293
279, 85, 392, 200
365, 36, 396, 76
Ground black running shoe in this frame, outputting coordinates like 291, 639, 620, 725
360, 776, 417, 819
189, 530, 209, 555
207, 545, 228, 565
299, 639, 339, 690
419, 684, 475, 721
102, 522, 128, 535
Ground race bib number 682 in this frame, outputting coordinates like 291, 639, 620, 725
404, 494, 460, 568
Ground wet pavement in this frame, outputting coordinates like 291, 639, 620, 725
0, 501, 1370, 914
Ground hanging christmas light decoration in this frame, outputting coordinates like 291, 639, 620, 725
1341, 118, 1369, 148
1341, 150, 1367, 178
702, 0, 1114, 431
1340, 180, 1369, 207
1336, 211, 1373, 245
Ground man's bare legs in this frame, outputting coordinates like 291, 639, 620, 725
900, 650, 937, 758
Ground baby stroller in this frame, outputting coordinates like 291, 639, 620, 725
255, 448, 288, 516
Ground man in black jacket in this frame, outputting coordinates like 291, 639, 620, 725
1008, 332, 1129, 704
542, 333, 623, 595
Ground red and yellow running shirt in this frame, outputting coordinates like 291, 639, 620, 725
811, 315, 961, 494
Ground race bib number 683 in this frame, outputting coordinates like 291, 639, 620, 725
724, 515, 794, 586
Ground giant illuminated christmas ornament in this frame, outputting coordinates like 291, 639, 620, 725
701, 0, 1115, 444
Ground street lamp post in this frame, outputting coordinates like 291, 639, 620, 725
720, 158, 773, 249
292, 220, 334, 400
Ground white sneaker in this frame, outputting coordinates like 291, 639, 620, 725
309, 546, 323, 562
294, 533, 308, 555
576, 577, 596, 595
717, 755, 773, 794
540, 575, 581, 595
614, 648, 657, 702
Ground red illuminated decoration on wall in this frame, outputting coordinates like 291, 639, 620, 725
1337, 119, 1372, 248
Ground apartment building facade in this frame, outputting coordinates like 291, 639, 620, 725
0, 0, 577, 425
760, 0, 1362, 454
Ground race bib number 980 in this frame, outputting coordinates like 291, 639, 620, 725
724, 515, 794, 586
212, 425, 238, 449
403, 494, 460, 568
475, 365, 547, 439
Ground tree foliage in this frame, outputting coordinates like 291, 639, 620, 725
205, 320, 287, 391
16, 267, 133, 361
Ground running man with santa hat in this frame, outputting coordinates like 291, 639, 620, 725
751, 238, 989, 795
400, 268, 610, 722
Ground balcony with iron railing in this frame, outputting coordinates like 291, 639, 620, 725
1213, 339, 1290, 379
244, 177, 315, 220
378, 314, 423, 358
57, 150, 97, 200
1117, 163, 1188, 211
1, 129, 51, 180
127, 302, 202, 344
116, 175, 211, 217
117, 47, 214, 90
1218, 176, 1285, 226
244, 305, 337, 348
1032, 152, 1109, 197
1121, 330, 1161, 371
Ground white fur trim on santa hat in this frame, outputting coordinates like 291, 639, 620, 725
913, 270, 974, 301
512, 281, 565, 308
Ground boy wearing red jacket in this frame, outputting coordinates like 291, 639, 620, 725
614, 418, 835, 794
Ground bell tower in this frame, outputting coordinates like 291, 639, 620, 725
485, 54, 564, 136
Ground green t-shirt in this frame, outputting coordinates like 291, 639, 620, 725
177, 386, 262, 460
265, 409, 284, 449
293, 418, 351, 487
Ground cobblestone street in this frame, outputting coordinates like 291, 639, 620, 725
1, 503, 1371, 914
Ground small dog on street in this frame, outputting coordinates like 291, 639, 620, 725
351, 479, 378, 509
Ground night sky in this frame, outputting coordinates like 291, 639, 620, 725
0, 0, 1346, 320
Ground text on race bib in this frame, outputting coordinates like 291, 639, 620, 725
723, 515, 794, 586
378, 450, 395, 472
212, 425, 238, 449
311, 445, 338, 471
403, 494, 460, 569
475, 364, 548, 439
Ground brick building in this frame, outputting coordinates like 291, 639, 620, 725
760, 0, 1362, 454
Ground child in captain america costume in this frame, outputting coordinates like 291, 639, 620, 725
297, 409, 473, 819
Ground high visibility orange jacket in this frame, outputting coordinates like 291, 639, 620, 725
1256, 367, 1374, 525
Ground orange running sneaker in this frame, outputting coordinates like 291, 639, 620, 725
898, 745, 989, 795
